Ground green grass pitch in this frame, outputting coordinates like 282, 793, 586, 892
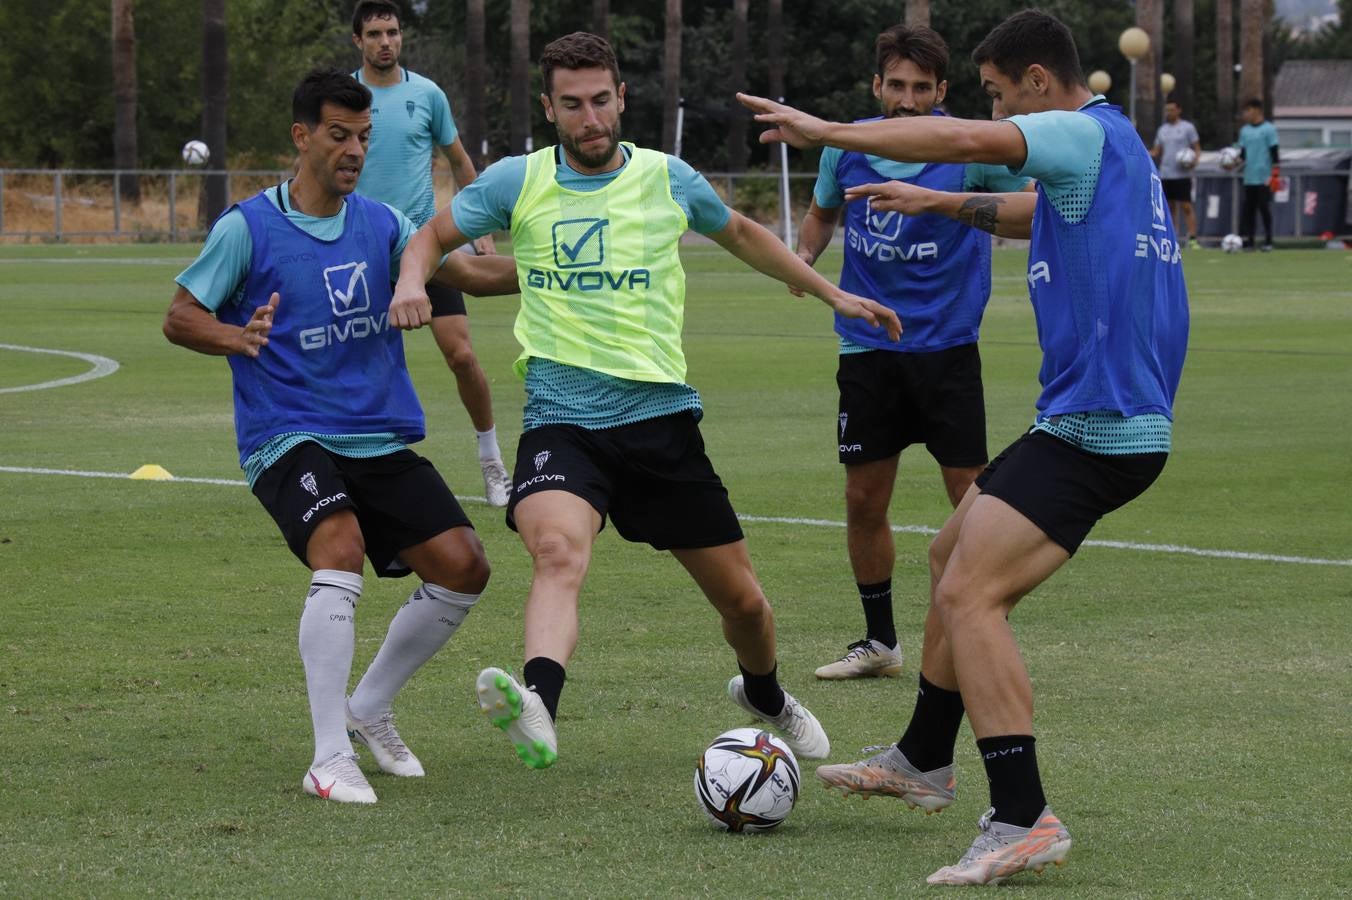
1, 241, 1350, 896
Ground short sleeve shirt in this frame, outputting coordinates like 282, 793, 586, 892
1006, 98, 1109, 226
175, 182, 415, 312
1154, 119, 1200, 179
1237, 121, 1279, 186
451, 147, 731, 239
354, 67, 458, 227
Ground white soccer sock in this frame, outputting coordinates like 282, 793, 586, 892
298, 569, 363, 766
348, 583, 480, 721
475, 426, 501, 462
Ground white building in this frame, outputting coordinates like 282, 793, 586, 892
1273, 60, 1352, 149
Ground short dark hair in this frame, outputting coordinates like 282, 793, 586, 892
293, 67, 372, 127
352, 0, 401, 36
971, 9, 1085, 90
539, 32, 621, 95
1244, 97, 1264, 111
875, 24, 949, 84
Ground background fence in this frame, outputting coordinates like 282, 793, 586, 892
1, 166, 1348, 244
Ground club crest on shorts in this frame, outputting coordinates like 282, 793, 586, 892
533, 450, 551, 473
838, 413, 849, 437
300, 472, 319, 497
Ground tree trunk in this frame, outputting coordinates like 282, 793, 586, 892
201, 0, 227, 227
661, 0, 682, 155
767, 0, 783, 102
465, 0, 487, 166
1135, 0, 1163, 141
1261, 0, 1275, 115
111, 0, 139, 204
509, 0, 531, 154
1216, 0, 1235, 142
905, 0, 930, 28
592, 0, 609, 44
1174, 0, 1195, 119
727, 0, 748, 171
1238, 0, 1265, 108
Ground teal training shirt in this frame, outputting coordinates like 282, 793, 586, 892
354, 67, 457, 227
1236, 121, 1279, 186
451, 146, 731, 432
175, 181, 416, 484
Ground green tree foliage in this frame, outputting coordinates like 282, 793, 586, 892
7, 0, 1332, 170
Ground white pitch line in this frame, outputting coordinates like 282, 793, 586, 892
3, 464, 1348, 568
0, 344, 120, 393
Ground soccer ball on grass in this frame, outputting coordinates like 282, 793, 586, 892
695, 728, 799, 833
1221, 233, 1244, 253
181, 140, 210, 166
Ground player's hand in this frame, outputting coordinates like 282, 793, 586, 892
736, 93, 829, 149
1268, 166, 1282, 193
238, 292, 278, 358
788, 250, 815, 297
829, 291, 901, 343
389, 283, 432, 330
472, 235, 498, 256
844, 181, 932, 216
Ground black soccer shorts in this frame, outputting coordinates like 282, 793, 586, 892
251, 441, 472, 575
975, 429, 1167, 555
505, 412, 744, 551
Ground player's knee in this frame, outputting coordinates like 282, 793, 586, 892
932, 569, 982, 626
442, 343, 479, 376
454, 545, 492, 594
529, 533, 588, 587
844, 483, 889, 523
720, 594, 770, 632
307, 526, 365, 573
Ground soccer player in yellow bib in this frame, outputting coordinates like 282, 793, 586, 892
393, 32, 899, 770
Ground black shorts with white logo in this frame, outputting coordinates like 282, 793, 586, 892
427, 281, 467, 317
975, 429, 1167, 555
1161, 177, 1193, 203
836, 343, 987, 467
251, 441, 472, 576
505, 412, 744, 551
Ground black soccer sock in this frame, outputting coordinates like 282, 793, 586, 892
976, 734, 1047, 828
522, 656, 566, 722
738, 662, 786, 718
858, 579, 896, 648
895, 673, 965, 772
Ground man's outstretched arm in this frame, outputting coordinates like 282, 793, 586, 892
843, 181, 1038, 240
709, 209, 901, 342
736, 93, 1030, 169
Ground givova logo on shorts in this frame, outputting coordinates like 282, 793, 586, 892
517, 448, 566, 493
525, 217, 651, 291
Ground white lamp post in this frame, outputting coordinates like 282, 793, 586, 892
1087, 70, 1112, 96
1118, 27, 1151, 127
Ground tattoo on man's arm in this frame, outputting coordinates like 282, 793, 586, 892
958, 195, 1004, 234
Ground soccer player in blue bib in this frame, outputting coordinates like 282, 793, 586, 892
163, 68, 517, 804
741, 9, 1189, 885
350, 1, 512, 505
391, 33, 899, 773
792, 24, 1028, 682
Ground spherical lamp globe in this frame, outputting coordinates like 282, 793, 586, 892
1118, 27, 1151, 61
